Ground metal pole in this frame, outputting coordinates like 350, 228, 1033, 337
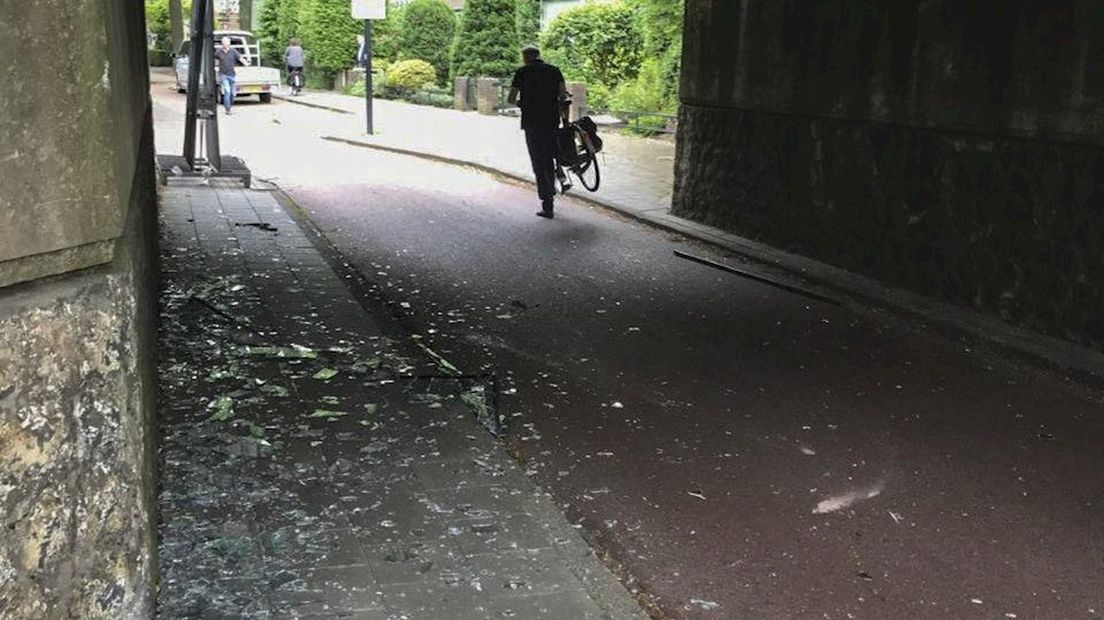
183, 0, 206, 166
364, 19, 373, 135
203, 0, 221, 169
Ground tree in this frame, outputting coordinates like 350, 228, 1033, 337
397, 0, 456, 86
450, 0, 518, 80
240, 0, 253, 30
298, 0, 362, 77
370, 1, 408, 62
146, 0, 192, 52
540, 2, 644, 106
619, 0, 684, 112
257, 0, 284, 65
277, 0, 303, 46
169, 0, 185, 53
515, 0, 540, 47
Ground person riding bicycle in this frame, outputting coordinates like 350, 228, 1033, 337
284, 38, 305, 95
508, 45, 569, 219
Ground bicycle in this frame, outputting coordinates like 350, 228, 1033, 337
556, 101, 602, 192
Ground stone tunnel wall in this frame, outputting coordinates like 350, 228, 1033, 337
0, 1, 158, 617
674, 0, 1104, 349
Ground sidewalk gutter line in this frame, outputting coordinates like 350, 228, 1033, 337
319, 133, 1104, 385
274, 94, 355, 115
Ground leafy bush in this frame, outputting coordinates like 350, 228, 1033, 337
298, 0, 362, 77
450, 0, 518, 80
514, 0, 540, 47
623, 114, 669, 137
540, 2, 643, 101
397, 0, 456, 86
626, 0, 684, 57
627, 0, 684, 111
386, 59, 437, 90
610, 57, 670, 113
346, 77, 374, 97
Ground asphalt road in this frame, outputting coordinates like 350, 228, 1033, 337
151, 74, 1104, 619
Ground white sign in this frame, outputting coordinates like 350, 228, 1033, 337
351, 0, 386, 19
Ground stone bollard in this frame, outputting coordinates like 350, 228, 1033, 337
566, 82, 588, 121
453, 77, 471, 111
476, 77, 501, 115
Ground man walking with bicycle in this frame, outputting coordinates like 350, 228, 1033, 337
508, 45, 570, 219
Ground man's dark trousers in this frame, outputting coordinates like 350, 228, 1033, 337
524, 127, 558, 210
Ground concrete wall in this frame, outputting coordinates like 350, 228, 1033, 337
0, 1, 158, 616
674, 1, 1104, 348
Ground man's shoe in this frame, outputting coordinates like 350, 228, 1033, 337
536, 210, 554, 219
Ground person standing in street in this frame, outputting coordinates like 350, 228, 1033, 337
356, 34, 368, 69
214, 36, 242, 115
284, 38, 305, 95
508, 46, 569, 219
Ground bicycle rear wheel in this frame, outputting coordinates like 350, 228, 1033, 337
571, 128, 600, 191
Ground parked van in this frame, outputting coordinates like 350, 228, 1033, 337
174, 30, 281, 102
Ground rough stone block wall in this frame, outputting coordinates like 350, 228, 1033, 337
0, 0, 159, 616
674, 0, 1104, 348
0, 276, 152, 618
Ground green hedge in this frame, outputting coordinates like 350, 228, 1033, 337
397, 0, 456, 86
450, 0, 518, 80
148, 48, 174, 67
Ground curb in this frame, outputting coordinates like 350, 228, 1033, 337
317, 134, 1104, 386
273, 93, 355, 115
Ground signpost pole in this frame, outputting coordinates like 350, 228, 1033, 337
364, 18, 373, 135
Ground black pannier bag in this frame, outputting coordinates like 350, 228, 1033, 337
576, 116, 603, 153
556, 127, 579, 165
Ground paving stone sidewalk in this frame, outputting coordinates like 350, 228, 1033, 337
156, 181, 646, 619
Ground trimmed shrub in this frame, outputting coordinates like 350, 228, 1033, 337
298, 0, 362, 77
386, 59, 437, 90
450, 0, 518, 80
540, 2, 643, 102
515, 0, 540, 47
148, 48, 174, 67
397, 0, 456, 86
